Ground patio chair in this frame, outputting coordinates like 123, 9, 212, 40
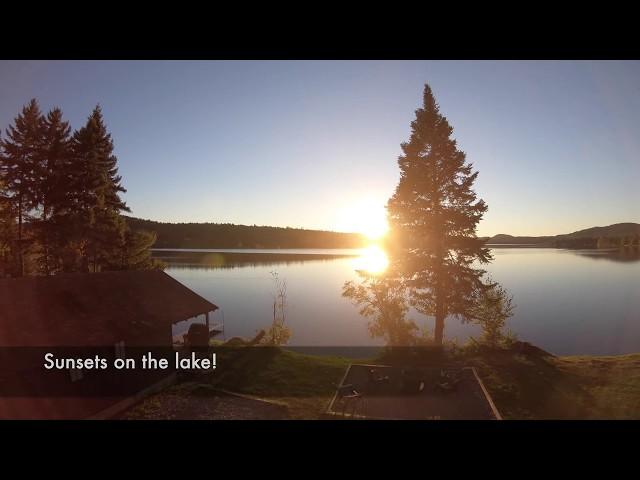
336, 383, 365, 418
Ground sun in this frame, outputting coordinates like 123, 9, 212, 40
335, 199, 389, 240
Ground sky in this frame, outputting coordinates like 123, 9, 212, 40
0, 60, 638, 237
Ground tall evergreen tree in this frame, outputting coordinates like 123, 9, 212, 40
387, 84, 491, 345
68, 105, 130, 272
0, 99, 45, 276
34, 108, 72, 274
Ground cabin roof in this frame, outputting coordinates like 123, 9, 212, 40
0, 270, 218, 346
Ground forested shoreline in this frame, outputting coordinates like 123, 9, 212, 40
126, 216, 367, 249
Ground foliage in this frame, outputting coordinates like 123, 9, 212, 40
104, 228, 166, 271
342, 272, 418, 345
467, 279, 516, 348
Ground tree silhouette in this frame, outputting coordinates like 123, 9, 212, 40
35, 108, 72, 274
387, 84, 491, 345
68, 105, 130, 272
0, 99, 45, 275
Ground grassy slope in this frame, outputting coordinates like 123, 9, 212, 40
467, 350, 640, 419
207, 347, 640, 420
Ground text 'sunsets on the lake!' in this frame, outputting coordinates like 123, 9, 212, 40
43, 351, 217, 371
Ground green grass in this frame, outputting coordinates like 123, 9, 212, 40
462, 350, 640, 419
205, 347, 357, 419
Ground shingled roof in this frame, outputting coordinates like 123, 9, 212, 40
0, 270, 218, 346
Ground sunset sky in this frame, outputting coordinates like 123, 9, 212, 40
1, 60, 638, 237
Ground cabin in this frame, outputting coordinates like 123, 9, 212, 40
0, 270, 221, 419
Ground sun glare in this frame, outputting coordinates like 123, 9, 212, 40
335, 199, 389, 240
352, 245, 389, 275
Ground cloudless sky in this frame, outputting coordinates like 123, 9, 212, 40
1, 60, 638, 237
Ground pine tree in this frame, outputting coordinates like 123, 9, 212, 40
387, 84, 491, 345
68, 105, 130, 272
34, 108, 72, 274
0, 99, 45, 276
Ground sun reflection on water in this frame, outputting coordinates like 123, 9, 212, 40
352, 245, 389, 274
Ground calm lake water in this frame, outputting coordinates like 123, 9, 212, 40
156, 248, 640, 356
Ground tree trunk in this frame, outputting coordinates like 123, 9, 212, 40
17, 195, 23, 277
434, 221, 445, 345
434, 301, 445, 345
42, 202, 49, 275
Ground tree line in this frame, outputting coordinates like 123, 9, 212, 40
560, 235, 640, 249
126, 217, 367, 249
0, 99, 160, 277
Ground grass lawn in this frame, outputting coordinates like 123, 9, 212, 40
126, 345, 640, 419
466, 349, 640, 419
204, 347, 357, 419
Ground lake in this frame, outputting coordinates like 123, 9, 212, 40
155, 247, 640, 356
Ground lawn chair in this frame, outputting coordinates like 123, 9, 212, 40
336, 383, 365, 418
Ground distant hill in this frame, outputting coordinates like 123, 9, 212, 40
487, 234, 553, 245
125, 216, 367, 249
556, 223, 640, 240
488, 223, 640, 248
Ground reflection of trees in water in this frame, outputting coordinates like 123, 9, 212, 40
153, 252, 354, 270
571, 248, 640, 263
